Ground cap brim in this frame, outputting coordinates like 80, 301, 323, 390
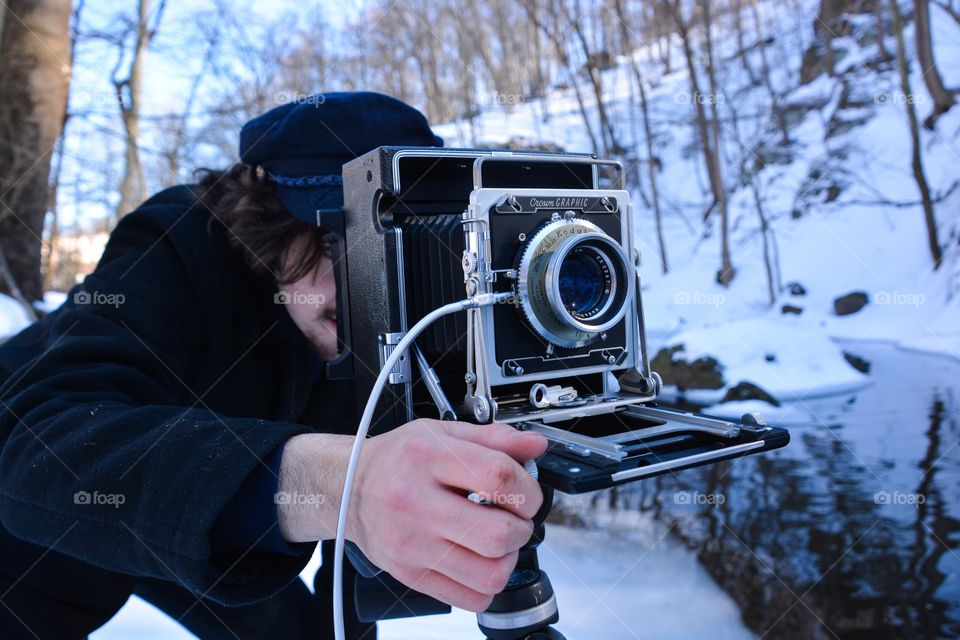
277, 184, 344, 227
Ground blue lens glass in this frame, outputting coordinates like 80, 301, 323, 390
558, 250, 605, 315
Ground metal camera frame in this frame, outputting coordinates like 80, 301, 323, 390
459, 155, 657, 426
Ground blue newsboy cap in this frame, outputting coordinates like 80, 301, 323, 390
239, 91, 443, 225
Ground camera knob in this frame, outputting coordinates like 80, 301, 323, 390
462, 251, 478, 274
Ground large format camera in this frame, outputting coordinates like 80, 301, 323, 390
328, 147, 788, 493
323, 147, 790, 638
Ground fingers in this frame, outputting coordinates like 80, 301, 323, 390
423, 486, 535, 557
439, 421, 549, 463
403, 537, 520, 597
392, 565, 494, 613
426, 435, 543, 519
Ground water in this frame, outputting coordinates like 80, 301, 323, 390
573, 342, 960, 639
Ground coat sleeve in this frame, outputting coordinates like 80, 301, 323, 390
0, 203, 317, 606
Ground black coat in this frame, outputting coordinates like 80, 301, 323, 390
0, 185, 368, 637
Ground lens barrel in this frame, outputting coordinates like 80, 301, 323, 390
517, 218, 632, 348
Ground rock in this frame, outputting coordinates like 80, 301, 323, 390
834, 291, 869, 316
843, 351, 871, 374
651, 345, 725, 391
721, 381, 780, 407
786, 282, 807, 296
781, 304, 803, 315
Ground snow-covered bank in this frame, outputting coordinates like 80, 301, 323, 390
653, 317, 872, 406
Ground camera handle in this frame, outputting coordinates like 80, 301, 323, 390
476, 484, 568, 640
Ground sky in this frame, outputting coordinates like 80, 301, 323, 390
58, 0, 369, 228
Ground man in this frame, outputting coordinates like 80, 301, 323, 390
0, 92, 547, 639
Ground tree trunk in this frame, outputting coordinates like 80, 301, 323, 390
700, 0, 734, 286
0, 0, 72, 306
613, 0, 668, 273
570, 0, 618, 155
114, 0, 159, 219
913, 0, 954, 129
888, 0, 943, 269
45, 0, 84, 295
819, 0, 837, 77
669, 0, 734, 285
750, 0, 792, 145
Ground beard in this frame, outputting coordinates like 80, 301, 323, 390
307, 309, 339, 361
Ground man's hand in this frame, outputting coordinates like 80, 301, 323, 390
276, 420, 548, 612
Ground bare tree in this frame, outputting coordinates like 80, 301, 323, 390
570, 0, 619, 155
666, 0, 735, 286
45, 0, 87, 294
112, 0, 167, 219
887, 0, 943, 269
612, 0, 668, 273
749, 0, 791, 145
522, 0, 601, 155
0, 0, 72, 309
913, 0, 954, 129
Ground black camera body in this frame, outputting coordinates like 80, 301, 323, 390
329, 147, 788, 493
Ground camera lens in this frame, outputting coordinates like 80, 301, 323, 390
558, 246, 610, 318
517, 218, 633, 348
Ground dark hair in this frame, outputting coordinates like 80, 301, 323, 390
193, 163, 330, 284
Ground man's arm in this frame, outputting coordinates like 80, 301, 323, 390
0, 200, 314, 606
275, 420, 548, 613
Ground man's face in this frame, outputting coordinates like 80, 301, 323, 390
278, 247, 339, 361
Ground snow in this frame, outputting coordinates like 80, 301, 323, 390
656, 317, 872, 405
0, 293, 32, 340
34, 290, 68, 315
381, 522, 754, 640
94, 516, 756, 640
433, 0, 960, 399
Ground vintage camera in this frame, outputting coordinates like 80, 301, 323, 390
326, 147, 789, 494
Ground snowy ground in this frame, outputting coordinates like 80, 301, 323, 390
92, 516, 755, 640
